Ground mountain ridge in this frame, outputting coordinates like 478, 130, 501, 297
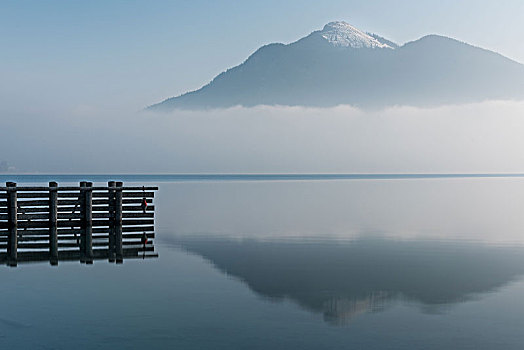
149, 21, 524, 111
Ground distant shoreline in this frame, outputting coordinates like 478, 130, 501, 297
1, 173, 524, 183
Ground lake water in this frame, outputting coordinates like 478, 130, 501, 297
1, 175, 524, 349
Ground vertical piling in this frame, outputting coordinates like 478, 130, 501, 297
107, 181, 116, 262
84, 182, 93, 264
79, 181, 86, 263
6, 182, 17, 267
115, 181, 123, 264
49, 181, 58, 266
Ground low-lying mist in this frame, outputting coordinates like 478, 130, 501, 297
2, 101, 524, 173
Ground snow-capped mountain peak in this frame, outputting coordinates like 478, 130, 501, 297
320, 21, 393, 49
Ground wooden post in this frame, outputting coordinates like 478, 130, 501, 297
79, 181, 86, 263
107, 181, 116, 262
115, 181, 123, 264
84, 182, 93, 264
49, 181, 58, 266
6, 182, 17, 267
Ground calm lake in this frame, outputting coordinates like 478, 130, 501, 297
1, 175, 524, 349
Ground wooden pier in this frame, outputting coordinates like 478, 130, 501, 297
0, 182, 158, 266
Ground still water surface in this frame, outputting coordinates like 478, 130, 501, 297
1, 175, 524, 349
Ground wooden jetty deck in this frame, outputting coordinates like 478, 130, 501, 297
0, 182, 158, 266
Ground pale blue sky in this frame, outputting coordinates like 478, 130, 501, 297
2, 0, 524, 111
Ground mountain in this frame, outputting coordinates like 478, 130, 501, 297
149, 21, 524, 111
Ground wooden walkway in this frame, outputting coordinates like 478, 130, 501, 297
0, 182, 158, 266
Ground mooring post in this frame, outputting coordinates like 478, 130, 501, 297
6, 182, 18, 267
115, 181, 123, 264
107, 181, 116, 262
79, 181, 86, 263
84, 182, 93, 264
49, 181, 58, 266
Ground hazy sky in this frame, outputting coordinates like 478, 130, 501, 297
2, 1, 524, 173
2, 0, 524, 111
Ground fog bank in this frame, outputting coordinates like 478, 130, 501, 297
2, 101, 524, 173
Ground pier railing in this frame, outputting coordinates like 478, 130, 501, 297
0, 182, 158, 266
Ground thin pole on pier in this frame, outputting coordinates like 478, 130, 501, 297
6, 182, 17, 267
107, 181, 116, 262
79, 181, 86, 263
49, 181, 58, 266
115, 181, 123, 264
84, 182, 93, 264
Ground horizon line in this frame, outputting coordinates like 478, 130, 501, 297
2, 173, 524, 183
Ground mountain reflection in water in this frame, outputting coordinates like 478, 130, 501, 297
171, 236, 524, 325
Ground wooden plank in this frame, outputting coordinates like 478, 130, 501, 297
57, 205, 93, 213
59, 228, 90, 235
123, 233, 155, 239
12, 229, 57, 236
122, 212, 154, 218
0, 187, 51, 192
121, 219, 154, 225
18, 207, 49, 213
57, 213, 83, 219
17, 221, 79, 228
84, 198, 153, 205
59, 227, 106, 235
122, 225, 155, 232
0, 251, 157, 264
0, 228, 152, 238
17, 242, 75, 249
54, 205, 154, 212
15, 219, 154, 229
57, 199, 81, 206
121, 192, 154, 198
122, 205, 155, 212
126, 198, 153, 204
58, 212, 112, 219
17, 200, 49, 206
1, 242, 151, 249
0, 246, 156, 263
57, 198, 153, 206
10, 232, 154, 242
18, 193, 52, 198
16, 236, 51, 242
80, 192, 154, 198
18, 213, 50, 220
98, 205, 154, 212
57, 193, 82, 198
0, 186, 158, 192
84, 192, 155, 198
1, 235, 80, 242
0, 241, 155, 250
40, 210, 152, 219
